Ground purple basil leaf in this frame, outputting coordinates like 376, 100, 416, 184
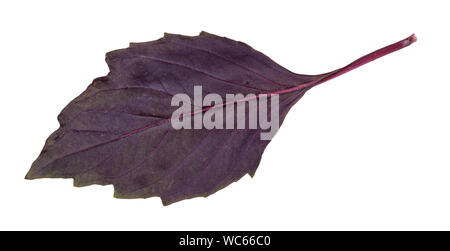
25, 32, 416, 205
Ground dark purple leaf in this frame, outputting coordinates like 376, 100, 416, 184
25, 32, 416, 205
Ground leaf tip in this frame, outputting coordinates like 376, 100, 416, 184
24, 167, 38, 180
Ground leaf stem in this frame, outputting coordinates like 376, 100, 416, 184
273, 34, 417, 95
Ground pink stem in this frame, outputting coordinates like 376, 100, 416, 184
273, 34, 417, 95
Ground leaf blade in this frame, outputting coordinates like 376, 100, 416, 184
26, 32, 416, 205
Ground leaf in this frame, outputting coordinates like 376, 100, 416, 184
25, 32, 416, 205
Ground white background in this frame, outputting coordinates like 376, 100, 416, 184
1, 0, 449, 230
